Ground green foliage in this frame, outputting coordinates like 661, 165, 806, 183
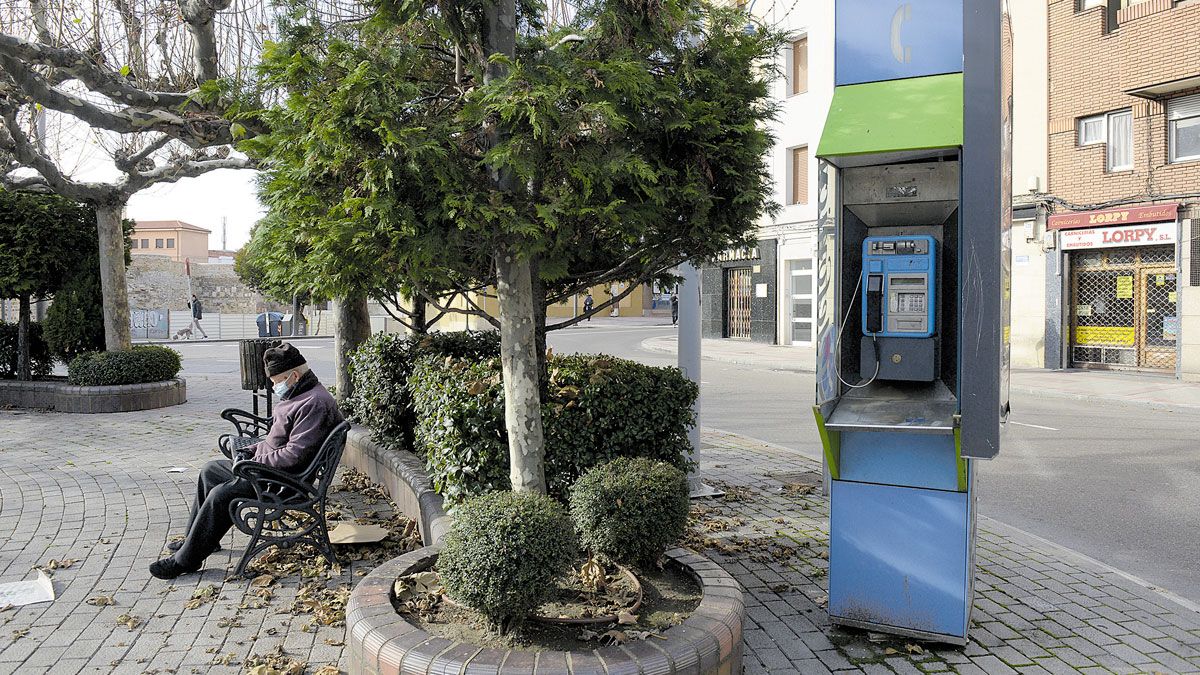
570, 457, 690, 568
67, 345, 182, 386
43, 219, 134, 362
410, 354, 509, 504
406, 350, 697, 504
542, 354, 697, 494
0, 190, 94, 302
439, 491, 577, 626
244, 0, 784, 312
346, 330, 501, 453
0, 323, 54, 379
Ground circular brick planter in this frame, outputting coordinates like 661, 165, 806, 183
346, 546, 744, 675
0, 377, 186, 413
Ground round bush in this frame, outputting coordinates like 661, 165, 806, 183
67, 345, 182, 386
438, 491, 578, 627
570, 457, 690, 568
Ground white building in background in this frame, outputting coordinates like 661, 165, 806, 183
699, 0, 833, 366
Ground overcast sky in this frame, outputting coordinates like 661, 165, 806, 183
125, 168, 264, 252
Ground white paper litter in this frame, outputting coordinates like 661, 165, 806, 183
0, 570, 55, 608
328, 523, 389, 545
166, 467, 188, 473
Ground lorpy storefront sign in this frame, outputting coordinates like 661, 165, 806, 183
1060, 222, 1177, 251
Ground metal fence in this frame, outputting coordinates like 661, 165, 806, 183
133, 310, 335, 342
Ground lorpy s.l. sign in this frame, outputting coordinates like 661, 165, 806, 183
1059, 223, 1176, 251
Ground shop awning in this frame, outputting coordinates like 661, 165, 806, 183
817, 73, 963, 161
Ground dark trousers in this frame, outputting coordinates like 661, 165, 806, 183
175, 459, 255, 568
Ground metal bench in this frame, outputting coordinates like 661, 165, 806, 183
225, 420, 351, 578
217, 408, 272, 459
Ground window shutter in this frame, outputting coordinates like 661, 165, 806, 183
792, 146, 808, 205
1168, 94, 1200, 121
792, 37, 808, 95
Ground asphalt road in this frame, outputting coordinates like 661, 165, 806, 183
175, 327, 1200, 603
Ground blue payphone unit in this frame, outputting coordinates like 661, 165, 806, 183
858, 235, 939, 383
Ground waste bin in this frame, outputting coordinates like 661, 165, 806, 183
256, 312, 284, 337
281, 313, 308, 336
239, 338, 277, 392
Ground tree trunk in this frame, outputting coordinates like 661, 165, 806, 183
530, 257, 549, 387
96, 203, 132, 351
17, 295, 31, 381
333, 293, 371, 406
412, 295, 428, 334
291, 294, 301, 336
484, 0, 547, 494
495, 250, 547, 494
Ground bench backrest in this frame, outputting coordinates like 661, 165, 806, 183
296, 420, 350, 497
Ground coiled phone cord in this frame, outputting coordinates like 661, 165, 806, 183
832, 271, 881, 390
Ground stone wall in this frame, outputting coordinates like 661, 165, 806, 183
126, 255, 283, 314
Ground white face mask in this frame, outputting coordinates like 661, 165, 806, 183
273, 372, 296, 397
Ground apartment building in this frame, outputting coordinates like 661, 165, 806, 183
130, 220, 211, 263
699, 0, 834, 367
1038, 0, 1200, 377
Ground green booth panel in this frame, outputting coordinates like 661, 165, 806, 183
817, 73, 963, 161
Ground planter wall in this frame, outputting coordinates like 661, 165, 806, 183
0, 377, 186, 413
346, 547, 745, 675
342, 425, 452, 547
341, 423, 746, 675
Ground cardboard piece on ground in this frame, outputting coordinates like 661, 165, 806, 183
0, 570, 55, 608
328, 522, 388, 545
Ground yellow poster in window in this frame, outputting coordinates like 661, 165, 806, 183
1074, 326, 1135, 346
1169, 291, 1177, 303
1115, 276, 1133, 299
1156, 274, 1165, 286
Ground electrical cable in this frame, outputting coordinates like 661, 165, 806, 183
832, 270, 881, 390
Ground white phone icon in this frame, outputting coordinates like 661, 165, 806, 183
891, 3, 912, 64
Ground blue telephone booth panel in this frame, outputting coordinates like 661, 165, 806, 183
829, 480, 972, 640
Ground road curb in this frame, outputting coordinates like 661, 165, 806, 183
640, 336, 816, 374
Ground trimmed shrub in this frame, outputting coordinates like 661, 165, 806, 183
409, 351, 698, 503
67, 345, 181, 386
346, 330, 500, 452
570, 457, 690, 568
439, 491, 577, 627
410, 355, 508, 504
542, 354, 697, 495
0, 322, 54, 379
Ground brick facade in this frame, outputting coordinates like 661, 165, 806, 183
1048, 0, 1200, 205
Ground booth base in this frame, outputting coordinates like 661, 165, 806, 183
828, 478, 975, 645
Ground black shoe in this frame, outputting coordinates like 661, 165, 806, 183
149, 557, 201, 580
167, 540, 222, 554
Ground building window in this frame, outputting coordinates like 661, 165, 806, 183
1077, 110, 1132, 171
789, 37, 808, 96
155, 238, 164, 248
131, 239, 139, 249
788, 259, 814, 344
141, 238, 149, 248
1077, 0, 1104, 9
167, 238, 175, 248
1107, 110, 1132, 171
790, 145, 808, 205
1168, 94, 1200, 164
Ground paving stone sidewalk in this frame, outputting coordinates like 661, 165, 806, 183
3, 370, 1200, 674
697, 430, 1200, 674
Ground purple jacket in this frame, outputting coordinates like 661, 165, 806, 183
249, 371, 343, 471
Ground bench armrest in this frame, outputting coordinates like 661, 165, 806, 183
221, 408, 272, 438
232, 461, 315, 503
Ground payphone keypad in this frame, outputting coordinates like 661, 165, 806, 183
861, 235, 937, 338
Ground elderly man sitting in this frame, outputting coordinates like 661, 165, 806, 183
150, 343, 343, 580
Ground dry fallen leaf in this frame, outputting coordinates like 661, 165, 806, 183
312, 667, 341, 675
617, 611, 638, 625
115, 613, 142, 630
185, 584, 219, 610
905, 643, 924, 655
251, 574, 275, 588
86, 595, 116, 606
599, 629, 627, 646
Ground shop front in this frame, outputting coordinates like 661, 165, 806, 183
1052, 205, 1180, 372
700, 240, 778, 343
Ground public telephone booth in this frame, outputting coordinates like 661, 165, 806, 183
811, 0, 1012, 645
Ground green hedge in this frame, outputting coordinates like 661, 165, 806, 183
570, 457, 690, 568
346, 331, 500, 452
0, 322, 54, 379
439, 491, 577, 627
67, 345, 181, 386
409, 351, 698, 504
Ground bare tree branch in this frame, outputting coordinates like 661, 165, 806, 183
0, 33, 192, 109
0, 104, 109, 200
124, 152, 254, 191
179, 0, 233, 82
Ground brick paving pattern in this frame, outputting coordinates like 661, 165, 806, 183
2, 370, 1199, 673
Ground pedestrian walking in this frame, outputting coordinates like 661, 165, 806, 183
583, 293, 594, 321
187, 294, 209, 338
671, 293, 679, 326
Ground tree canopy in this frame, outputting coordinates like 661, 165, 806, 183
243, 0, 783, 328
